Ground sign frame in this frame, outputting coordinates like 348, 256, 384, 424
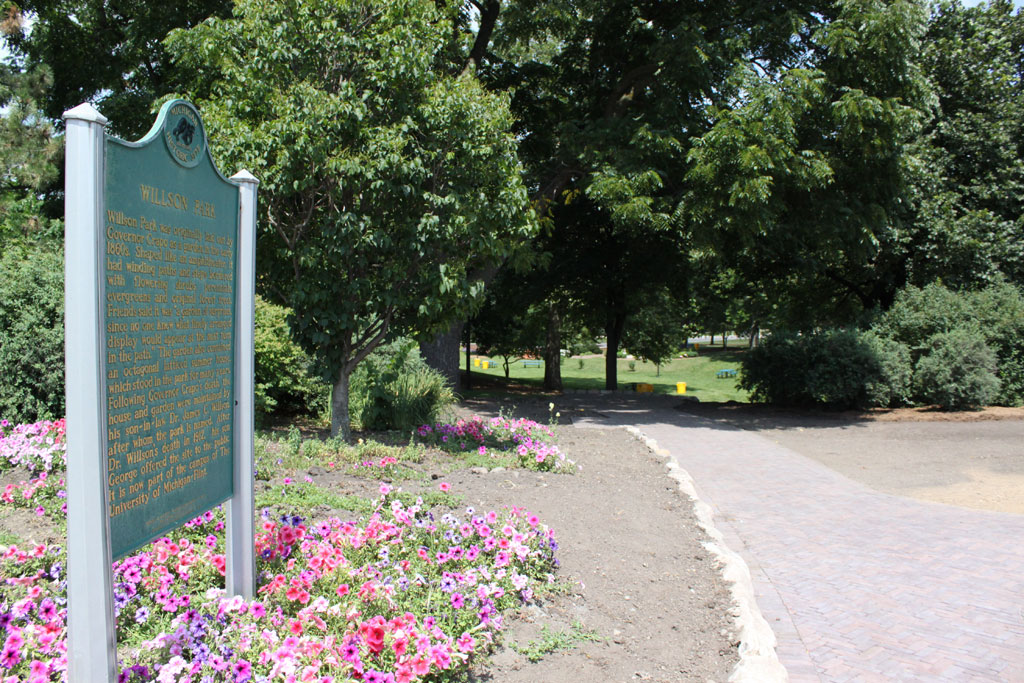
63, 101, 257, 682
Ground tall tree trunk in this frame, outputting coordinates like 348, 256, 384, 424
749, 322, 760, 349
543, 302, 562, 391
604, 313, 626, 390
420, 322, 464, 391
331, 367, 352, 440
464, 320, 472, 390
723, 331, 728, 349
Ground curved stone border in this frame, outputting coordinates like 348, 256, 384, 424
625, 427, 788, 683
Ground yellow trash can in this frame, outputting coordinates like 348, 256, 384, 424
473, 357, 480, 367
482, 360, 490, 369
676, 382, 686, 394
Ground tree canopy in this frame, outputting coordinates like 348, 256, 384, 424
165, 0, 536, 436
1, 0, 1023, 415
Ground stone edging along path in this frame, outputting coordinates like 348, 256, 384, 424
625, 426, 788, 683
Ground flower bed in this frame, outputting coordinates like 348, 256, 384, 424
415, 415, 574, 472
0, 419, 560, 682
0, 419, 67, 521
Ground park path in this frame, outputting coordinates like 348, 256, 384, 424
560, 395, 1024, 682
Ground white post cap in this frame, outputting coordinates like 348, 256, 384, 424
62, 102, 109, 125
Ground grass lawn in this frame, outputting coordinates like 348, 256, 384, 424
466, 347, 750, 403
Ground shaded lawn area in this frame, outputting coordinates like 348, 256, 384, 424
465, 350, 750, 403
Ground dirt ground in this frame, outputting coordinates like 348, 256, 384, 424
677, 402, 1024, 514
446, 407, 739, 683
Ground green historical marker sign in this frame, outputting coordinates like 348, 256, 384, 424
103, 100, 238, 559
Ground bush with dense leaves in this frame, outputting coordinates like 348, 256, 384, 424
871, 282, 971, 354
861, 332, 913, 408
0, 244, 64, 424
873, 280, 1024, 405
350, 338, 455, 431
968, 282, 1024, 405
740, 329, 903, 409
254, 296, 328, 422
913, 328, 1000, 409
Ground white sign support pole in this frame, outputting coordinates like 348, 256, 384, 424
63, 103, 118, 681
227, 170, 258, 598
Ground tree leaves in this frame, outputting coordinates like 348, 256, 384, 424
167, 0, 536, 433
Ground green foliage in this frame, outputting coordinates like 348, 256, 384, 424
684, 0, 933, 327
254, 429, 424, 481
871, 282, 971, 354
740, 330, 890, 409
971, 282, 1024, 405
254, 296, 328, 422
622, 288, 689, 373
861, 332, 913, 408
872, 280, 1024, 404
913, 328, 1000, 410
910, 0, 1024, 288
4, 0, 233, 139
511, 622, 603, 662
0, 244, 64, 423
257, 481, 371, 516
166, 0, 536, 436
472, 277, 548, 378
349, 338, 455, 432
0, 64, 61, 198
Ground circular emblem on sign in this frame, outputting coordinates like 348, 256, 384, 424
162, 100, 206, 168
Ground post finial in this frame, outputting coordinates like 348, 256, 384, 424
62, 103, 109, 125
231, 169, 259, 186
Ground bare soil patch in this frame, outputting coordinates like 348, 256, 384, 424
0, 467, 63, 546
677, 402, 1024, 514
451, 426, 738, 683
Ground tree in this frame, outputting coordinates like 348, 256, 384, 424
473, 300, 545, 379
621, 288, 688, 376
166, 0, 535, 437
907, 0, 1024, 288
3, 0, 232, 138
685, 0, 934, 330
0, 62, 62, 245
477, 0, 837, 389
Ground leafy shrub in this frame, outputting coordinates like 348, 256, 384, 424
968, 282, 1024, 405
350, 338, 455, 431
740, 329, 904, 409
0, 244, 64, 424
254, 296, 328, 422
862, 333, 913, 408
913, 328, 1000, 409
873, 280, 1024, 405
872, 282, 971, 354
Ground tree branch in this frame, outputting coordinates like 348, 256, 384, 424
461, 0, 500, 76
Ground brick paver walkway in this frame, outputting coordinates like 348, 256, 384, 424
568, 397, 1024, 682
